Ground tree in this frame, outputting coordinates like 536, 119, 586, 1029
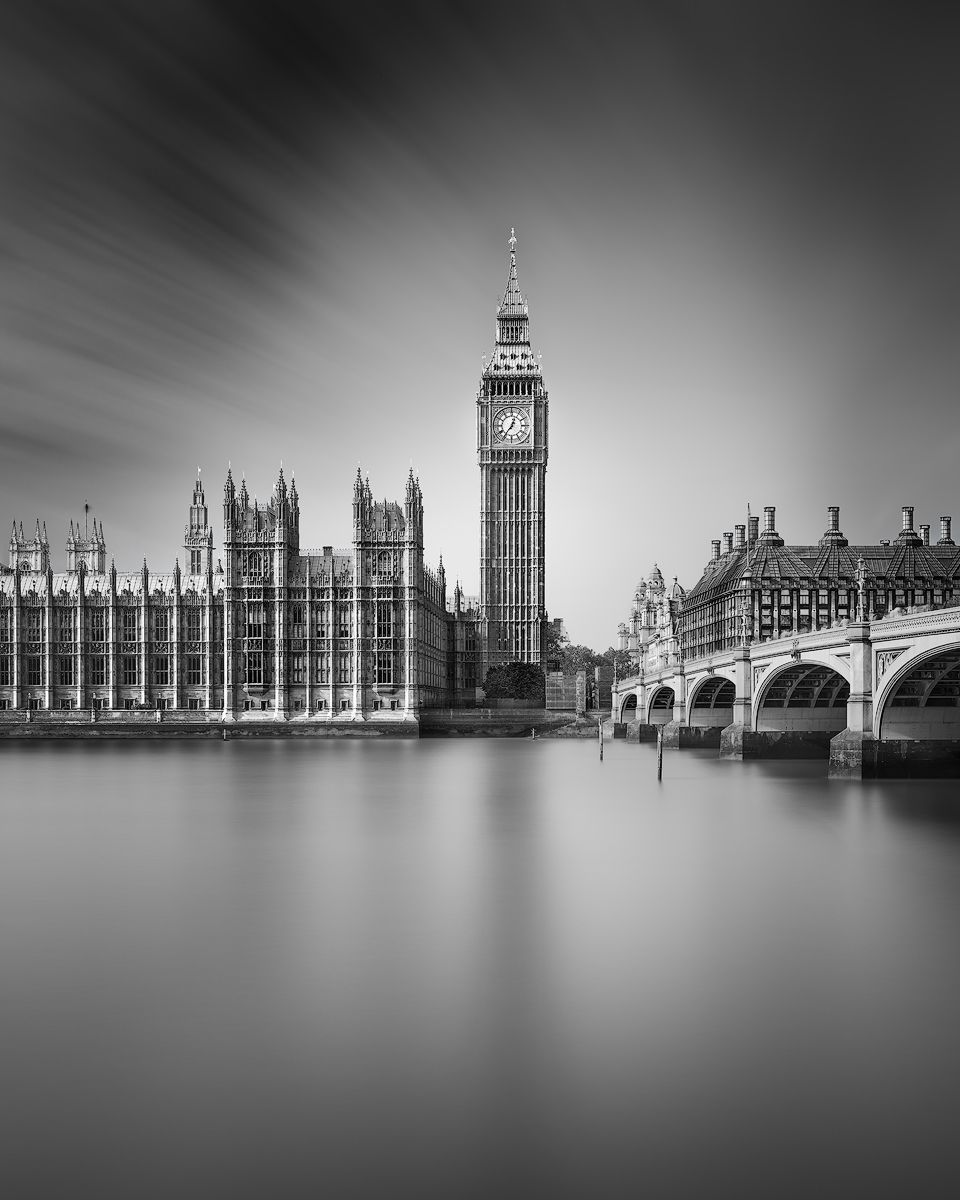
483, 662, 546, 705
600, 646, 634, 676
544, 619, 568, 671
562, 643, 603, 673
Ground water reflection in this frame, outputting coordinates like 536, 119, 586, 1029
1, 739, 959, 1196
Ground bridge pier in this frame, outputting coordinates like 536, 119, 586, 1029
661, 719, 723, 749
721, 725, 833, 760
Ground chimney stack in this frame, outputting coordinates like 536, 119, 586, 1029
748, 515, 759, 545
734, 524, 745, 551
939, 516, 954, 545
711, 539, 721, 562
902, 505, 914, 533
722, 532, 733, 554
920, 524, 930, 546
764, 506, 776, 533
827, 505, 839, 532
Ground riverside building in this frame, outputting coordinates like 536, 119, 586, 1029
0, 232, 548, 722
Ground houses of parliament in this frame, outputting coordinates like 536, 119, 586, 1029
0, 233, 549, 721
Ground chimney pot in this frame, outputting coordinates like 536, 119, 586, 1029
920, 524, 930, 546
748, 515, 759, 544
939, 516, 954, 545
827, 505, 839, 531
763, 506, 776, 532
734, 524, 745, 550
902, 505, 914, 531
722, 532, 733, 554
711, 539, 721, 561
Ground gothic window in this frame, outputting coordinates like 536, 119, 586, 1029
121, 609, 137, 642
154, 609, 170, 642
376, 652, 392, 685
186, 656, 203, 686
0, 657, 11, 686
291, 654, 305, 684
186, 608, 202, 641
336, 604, 351, 639
89, 658, 106, 687
336, 652, 352, 684
27, 611, 42, 643
291, 604, 306, 639
58, 657, 74, 687
190, 550, 202, 574
90, 609, 105, 643
121, 655, 138, 686
154, 657, 170, 686
376, 600, 394, 638
245, 652, 263, 686
26, 658, 42, 686
58, 610, 73, 643
316, 655, 330, 684
245, 604, 263, 640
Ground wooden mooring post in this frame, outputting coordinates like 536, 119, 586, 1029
598, 717, 603, 762
657, 725, 663, 780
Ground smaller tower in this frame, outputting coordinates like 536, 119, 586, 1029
185, 470, 214, 575
10, 519, 50, 573
66, 508, 107, 573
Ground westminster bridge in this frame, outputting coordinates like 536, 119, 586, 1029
611, 607, 960, 777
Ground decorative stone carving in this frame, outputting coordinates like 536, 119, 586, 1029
876, 649, 905, 680
753, 665, 767, 690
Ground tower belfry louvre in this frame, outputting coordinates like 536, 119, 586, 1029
478, 228, 549, 670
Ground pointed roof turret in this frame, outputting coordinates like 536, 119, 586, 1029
498, 226, 527, 318
486, 227, 541, 378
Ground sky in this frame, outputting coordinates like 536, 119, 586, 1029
2, 0, 960, 649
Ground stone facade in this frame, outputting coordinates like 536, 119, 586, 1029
0, 233, 551, 721
680, 505, 960, 662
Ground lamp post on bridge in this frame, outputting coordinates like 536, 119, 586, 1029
855, 555, 867, 623
739, 567, 753, 647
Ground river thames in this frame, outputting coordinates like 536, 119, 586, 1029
2, 738, 959, 1197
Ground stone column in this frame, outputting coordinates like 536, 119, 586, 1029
205, 572, 213, 711
108, 570, 117, 710
140, 566, 149, 708
173, 566, 182, 711
223, 590, 235, 718
731, 647, 752, 728
76, 566, 84, 709
305, 566, 312, 715
44, 567, 53, 710
829, 621, 874, 778
12, 567, 21, 710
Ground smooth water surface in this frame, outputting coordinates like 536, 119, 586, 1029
2, 739, 960, 1198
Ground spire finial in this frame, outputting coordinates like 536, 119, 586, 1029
509, 226, 517, 254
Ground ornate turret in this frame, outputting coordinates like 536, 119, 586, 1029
484, 227, 542, 379
10, 518, 50, 573
186, 470, 214, 575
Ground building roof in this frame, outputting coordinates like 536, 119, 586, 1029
686, 539, 960, 605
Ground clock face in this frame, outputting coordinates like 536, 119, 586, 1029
494, 406, 531, 444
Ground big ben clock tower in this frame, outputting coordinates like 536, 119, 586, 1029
478, 229, 548, 671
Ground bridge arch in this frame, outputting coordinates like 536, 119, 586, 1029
753, 660, 850, 735
875, 640, 960, 740
618, 692, 639, 723
646, 685, 674, 725
687, 675, 736, 728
